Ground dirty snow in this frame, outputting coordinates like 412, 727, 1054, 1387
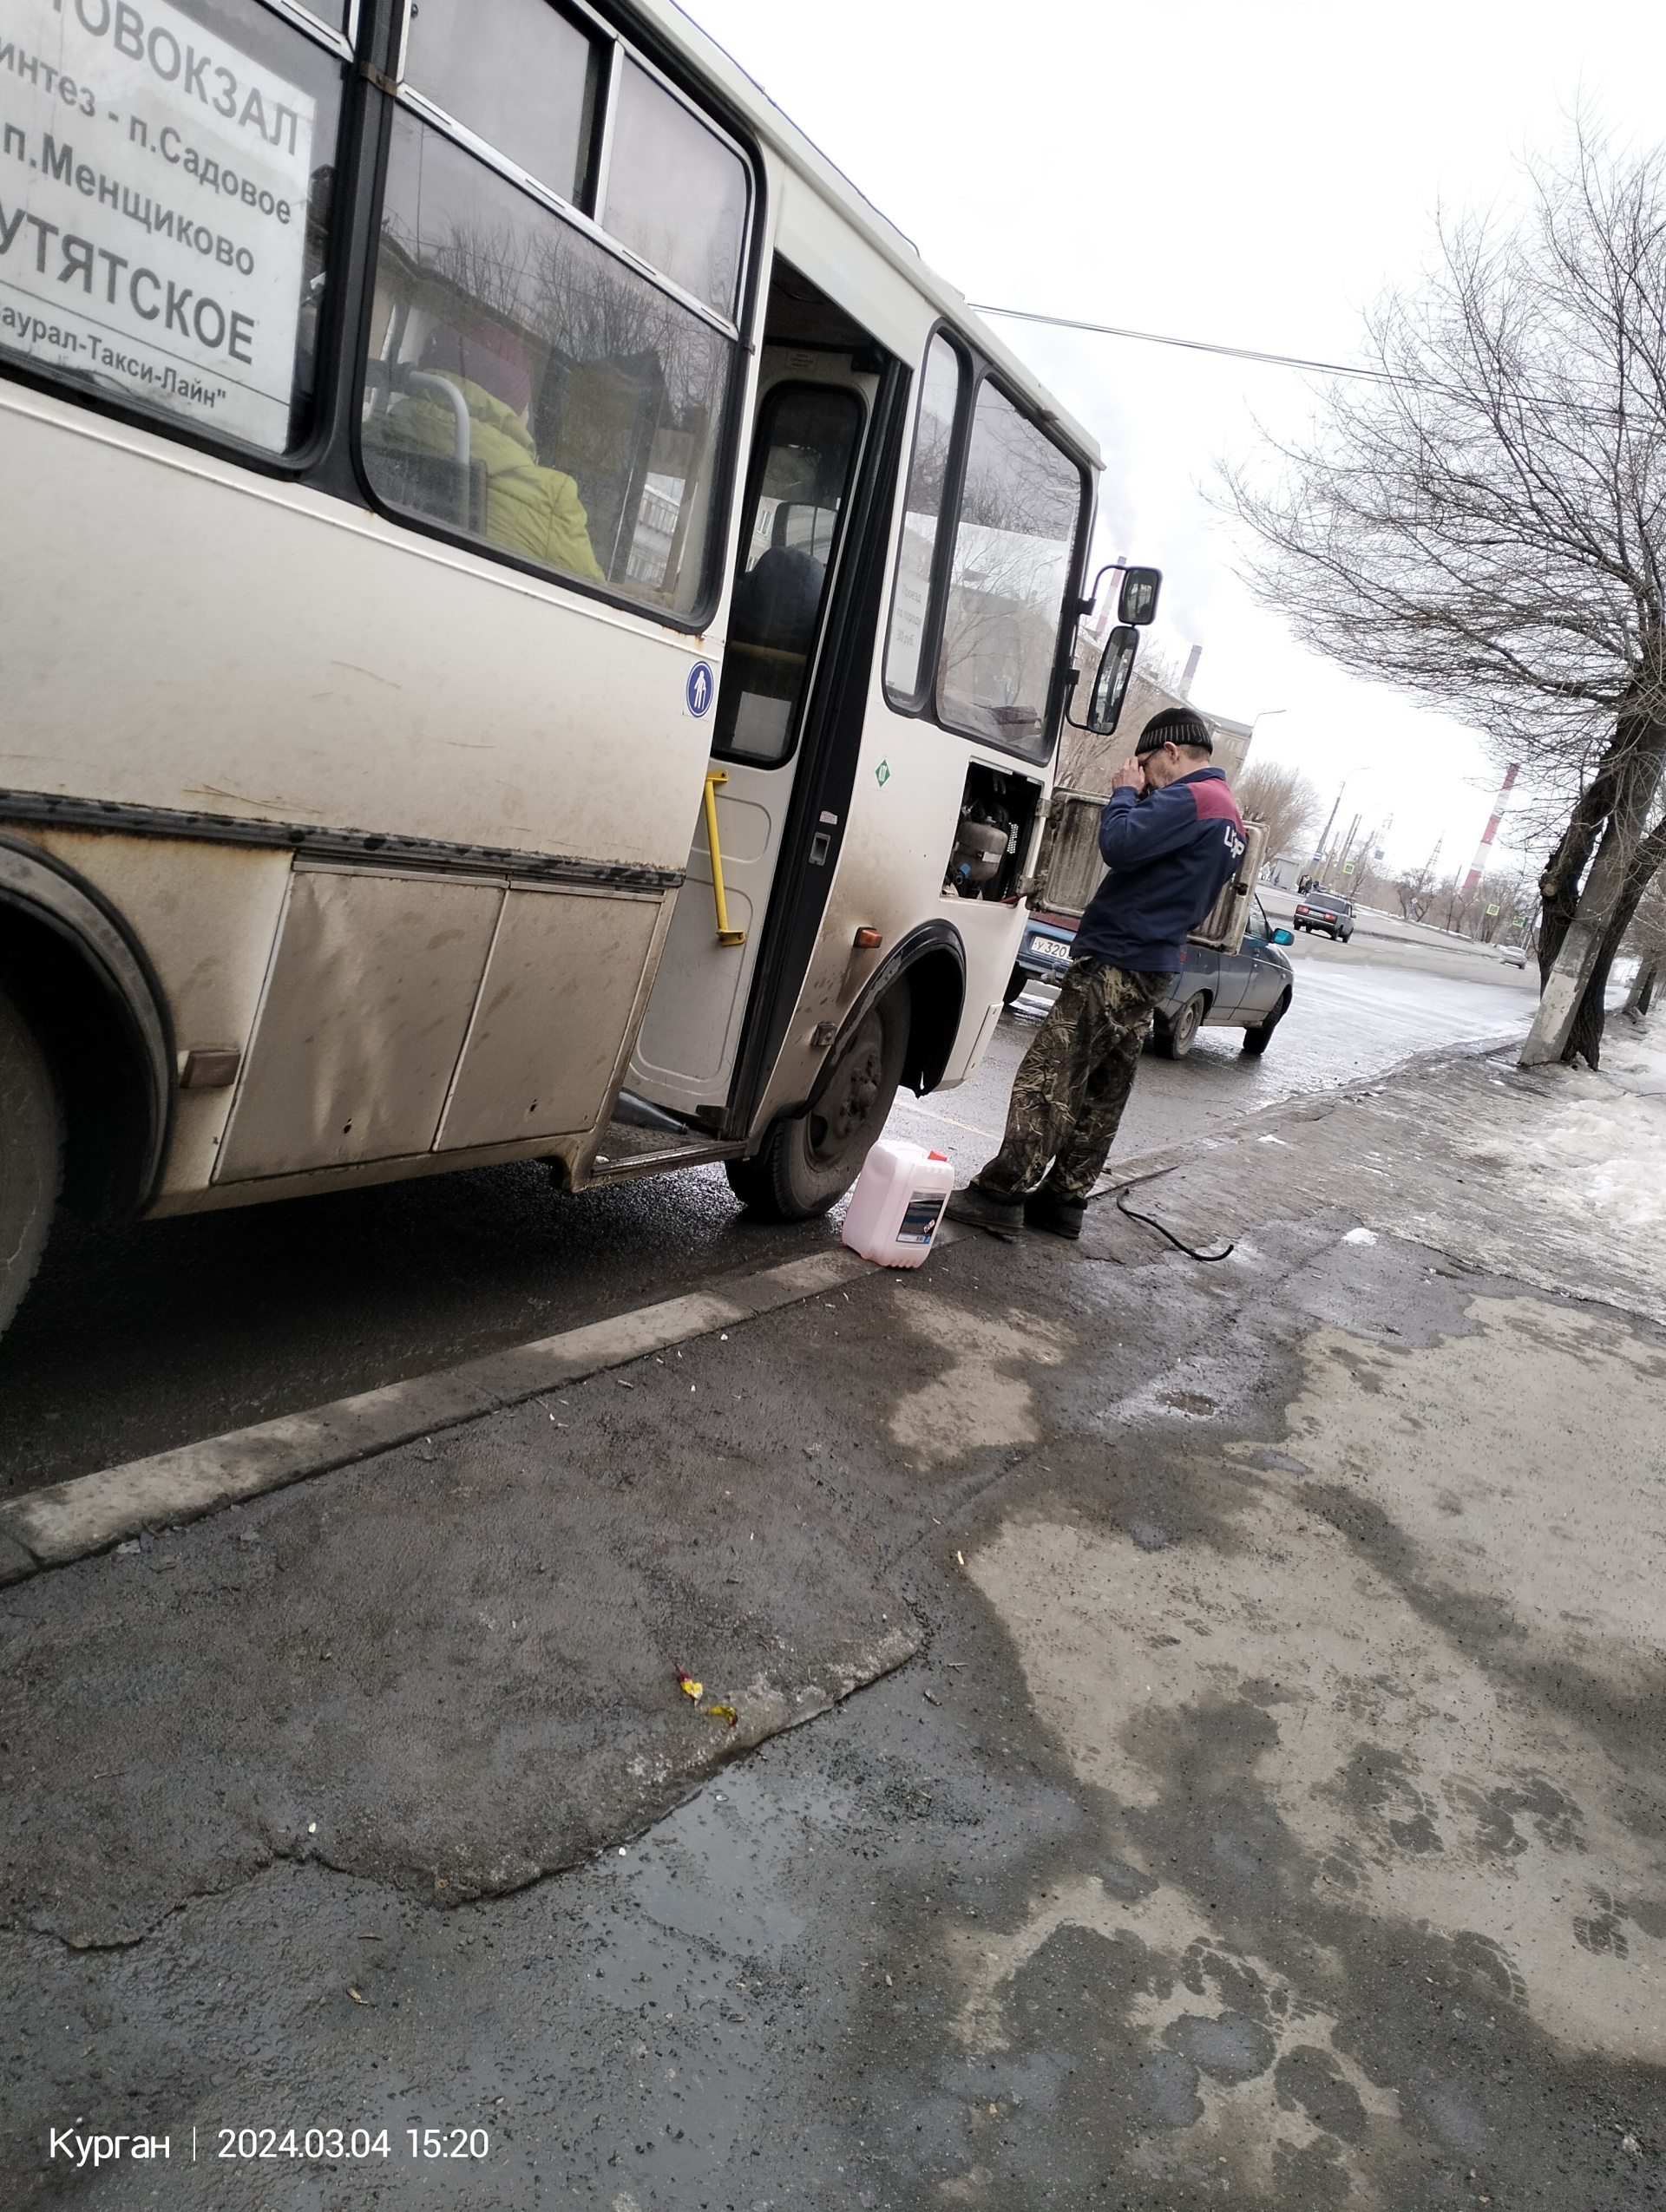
1506, 1017, 1666, 1248
1596, 1014, 1666, 1096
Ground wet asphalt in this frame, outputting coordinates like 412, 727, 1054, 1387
6, 1005, 1663, 2209
12, 945, 1650, 2211
0, 943, 1534, 1497
3, 1167, 1660, 2209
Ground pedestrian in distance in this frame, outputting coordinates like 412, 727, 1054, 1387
947, 708, 1248, 1241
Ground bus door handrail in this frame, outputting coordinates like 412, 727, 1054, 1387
703, 770, 746, 947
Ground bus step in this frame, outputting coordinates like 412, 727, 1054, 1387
588, 1122, 748, 1182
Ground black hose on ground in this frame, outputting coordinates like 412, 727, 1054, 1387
1109, 1171, 1236, 1264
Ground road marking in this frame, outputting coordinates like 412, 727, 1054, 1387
894, 1101, 1002, 1140
0, 1247, 875, 1586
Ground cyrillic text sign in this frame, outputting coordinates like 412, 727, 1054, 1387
0, 0, 314, 447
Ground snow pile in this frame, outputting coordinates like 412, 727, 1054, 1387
1509, 1018, 1666, 1246
1594, 1019, 1666, 1097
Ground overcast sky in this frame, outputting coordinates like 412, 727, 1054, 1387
681, 0, 1666, 875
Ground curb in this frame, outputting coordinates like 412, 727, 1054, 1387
0, 1247, 876, 1587
0, 1031, 1522, 1590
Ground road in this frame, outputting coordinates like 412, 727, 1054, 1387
0, 939, 1535, 1499
3, 1031, 1658, 2211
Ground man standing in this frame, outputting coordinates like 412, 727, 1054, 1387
948, 707, 1247, 1240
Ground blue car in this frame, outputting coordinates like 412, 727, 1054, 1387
1004, 895, 1296, 1057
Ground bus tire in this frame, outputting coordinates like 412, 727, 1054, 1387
0, 983, 62, 1338
1001, 963, 1027, 1007
727, 985, 908, 1221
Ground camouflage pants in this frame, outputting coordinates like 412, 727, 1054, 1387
974, 961, 1172, 1203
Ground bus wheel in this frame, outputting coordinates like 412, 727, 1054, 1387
726, 986, 908, 1221
0, 984, 62, 1337
1001, 963, 1026, 1007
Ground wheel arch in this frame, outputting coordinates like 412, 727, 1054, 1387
0, 834, 174, 1224
805, 919, 967, 1114
1158, 984, 1214, 1026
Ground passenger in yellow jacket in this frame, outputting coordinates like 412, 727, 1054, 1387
384, 320, 603, 584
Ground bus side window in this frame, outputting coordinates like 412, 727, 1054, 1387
359, 2, 750, 623
882, 334, 964, 709
935, 380, 1085, 759
714, 385, 863, 765
403, 0, 601, 209
602, 61, 749, 321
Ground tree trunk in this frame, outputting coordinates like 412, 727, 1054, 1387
1523, 722, 1666, 1066
1577, 810, 1666, 1051
1536, 745, 1623, 990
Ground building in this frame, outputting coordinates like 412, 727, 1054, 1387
1203, 713, 1251, 786
1058, 638, 1255, 797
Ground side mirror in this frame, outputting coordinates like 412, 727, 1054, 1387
1118, 566, 1162, 626
1084, 625, 1138, 735
1272, 927, 1295, 946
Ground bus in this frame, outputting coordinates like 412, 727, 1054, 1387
0, 0, 1146, 1338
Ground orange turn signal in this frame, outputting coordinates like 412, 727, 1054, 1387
853, 927, 882, 950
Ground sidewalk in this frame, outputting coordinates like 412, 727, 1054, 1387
2, 1025, 1663, 2208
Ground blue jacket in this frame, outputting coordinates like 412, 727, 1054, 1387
1072, 767, 1247, 974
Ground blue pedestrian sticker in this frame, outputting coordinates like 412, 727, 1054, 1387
685, 661, 715, 717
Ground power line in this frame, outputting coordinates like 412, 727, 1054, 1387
972, 303, 1641, 423
966, 303, 1394, 383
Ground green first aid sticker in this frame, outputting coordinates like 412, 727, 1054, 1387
875, 759, 890, 787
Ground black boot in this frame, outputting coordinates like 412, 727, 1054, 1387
1023, 1190, 1086, 1240
945, 1183, 1026, 1235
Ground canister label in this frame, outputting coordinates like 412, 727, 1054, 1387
896, 1192, 947, 1244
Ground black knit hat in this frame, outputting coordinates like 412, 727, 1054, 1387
1136, 707, 1212, 756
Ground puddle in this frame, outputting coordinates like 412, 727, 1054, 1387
609, 1769, 854, 1958
558, 1768, 858, 2204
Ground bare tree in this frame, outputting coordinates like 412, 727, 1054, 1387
1621, 856, 1666, 1015
1233, 759, 1322, 868
1223, 121, 1666, 1067
1392, 849, 1440, 922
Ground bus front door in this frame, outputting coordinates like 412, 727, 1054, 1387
628, 352, 872, 1118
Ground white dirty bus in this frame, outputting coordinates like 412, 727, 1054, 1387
0, 0, 1153, 1337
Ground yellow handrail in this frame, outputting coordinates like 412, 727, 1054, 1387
703, 770, 746, 947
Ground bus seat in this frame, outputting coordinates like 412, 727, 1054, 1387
361, 360, 486, 533
363, 445, 489, 534
538, 350, 666, 580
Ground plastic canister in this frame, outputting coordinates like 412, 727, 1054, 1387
841, 1139, 956, 1267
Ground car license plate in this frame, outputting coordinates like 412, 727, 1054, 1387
1032, 937, 1072, 961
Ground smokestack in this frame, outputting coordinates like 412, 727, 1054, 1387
1178, 645, 1202, 699
1086, 556, 1127, 645
1461, 763, 1519, 893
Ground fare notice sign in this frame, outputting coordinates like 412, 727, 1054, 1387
0, 0, 315, 448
